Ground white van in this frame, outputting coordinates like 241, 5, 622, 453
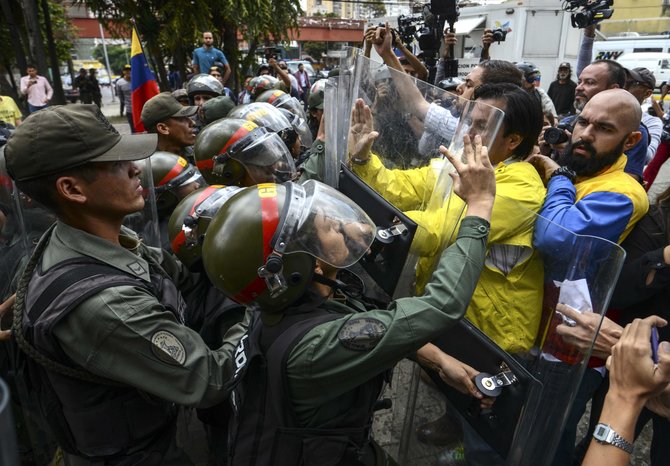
615, 52, 670, 89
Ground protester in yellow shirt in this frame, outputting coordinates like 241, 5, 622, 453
0, 95, 22, 126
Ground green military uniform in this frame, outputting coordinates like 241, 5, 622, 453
286, 217, 489, 425
44, 221, 247, 408
229, 216, 490, 465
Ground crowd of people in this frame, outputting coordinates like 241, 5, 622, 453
0, 23, 669, 466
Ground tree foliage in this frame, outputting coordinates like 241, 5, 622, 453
302, 41, 327, 61
0, 0, 77, 103
92, 44, 129, 75
78, 0, 303, 91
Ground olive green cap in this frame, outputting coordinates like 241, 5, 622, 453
5, 104, 156, 182
141, 92, 198, 130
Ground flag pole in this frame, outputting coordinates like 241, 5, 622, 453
130, 18, 160, 81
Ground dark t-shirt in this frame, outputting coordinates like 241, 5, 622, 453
548, 79, 577, 116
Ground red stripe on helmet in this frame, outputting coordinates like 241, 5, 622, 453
219, 121, 256, 155
171, 185, 221, 253
233, 184, 279, 304
157, 157, 188, 187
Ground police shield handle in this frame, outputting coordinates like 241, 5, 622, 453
347, 99, 379, 166
417, 343, 494, 410
0, 294, 16, 341
440, 134, 495, 222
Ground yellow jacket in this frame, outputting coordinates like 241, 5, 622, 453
355, 157, 547, 352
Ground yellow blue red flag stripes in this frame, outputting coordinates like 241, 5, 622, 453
130, 27, 159, 132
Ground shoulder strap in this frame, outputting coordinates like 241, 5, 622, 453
13, 233, 151, 386
28, 262, 138, 322
266, 310, 344, 428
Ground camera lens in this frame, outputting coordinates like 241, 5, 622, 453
544, 127, 569, 145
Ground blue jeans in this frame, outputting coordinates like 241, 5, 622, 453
28, 103, 48, 113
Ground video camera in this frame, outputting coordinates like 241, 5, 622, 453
562, 0, 614, 29
397, 1, 459, 55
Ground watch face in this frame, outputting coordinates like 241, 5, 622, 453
594, 425, 608, 439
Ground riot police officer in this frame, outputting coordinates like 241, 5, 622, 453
201, 135, 496, 465
4, 105, 248, 465
193, 117, 297, 186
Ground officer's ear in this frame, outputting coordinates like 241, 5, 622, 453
156, 121, 170, 136
55, 175, 87, 205
623, 130, 642, 152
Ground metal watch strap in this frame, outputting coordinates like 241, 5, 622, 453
593, 423, 634, 454
550, 165, 577, 183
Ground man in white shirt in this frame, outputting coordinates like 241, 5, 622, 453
19, 64, 53, 113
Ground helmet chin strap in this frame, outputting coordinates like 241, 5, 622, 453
311, 271, 363, 299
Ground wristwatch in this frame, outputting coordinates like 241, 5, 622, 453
593, 423, 634, 454
550, 165, 577, 183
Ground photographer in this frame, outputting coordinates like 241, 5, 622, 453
365, 25, 428, 81
434, 29, 494, 86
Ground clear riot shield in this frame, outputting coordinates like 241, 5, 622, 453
0, 377, 19, 466
392, 201, 626, 466
333, 53, 504, 300
0, 148, 58, 466
130, 157, 162, 248
342, 53, 502, 212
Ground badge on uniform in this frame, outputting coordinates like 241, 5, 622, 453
151, 330, 187, 365
338, 317, 387, 351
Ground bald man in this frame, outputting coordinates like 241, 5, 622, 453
529, 89, 650, 466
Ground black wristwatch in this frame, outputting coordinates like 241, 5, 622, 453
593, 423, 634, 454
550, 166, 577, 183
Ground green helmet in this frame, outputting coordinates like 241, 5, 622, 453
201, 96, 236, 126
308, 79, 328, 110
186, 74, 224, 100
168, 185, 241, 269
246, 75, 279, 100
227, 102, 292, 134
146, 151, 204, 217
193, 118, 297, 186
202, 180, 376, 313
256, 89, 308, 121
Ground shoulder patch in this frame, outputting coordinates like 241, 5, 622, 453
338, 317, 387, 351
151, 330, 186, 366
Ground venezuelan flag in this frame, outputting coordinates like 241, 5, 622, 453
130, 27, 159, 133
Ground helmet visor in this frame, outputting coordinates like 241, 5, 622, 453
181, 185, 242, 247
220, 127, 297, 183
276, 95, 308, 121
274, 180, 376, 268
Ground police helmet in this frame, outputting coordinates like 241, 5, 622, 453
168, 185, 241, 268
202, 181, 376, 313
146, 151, 204, 217
256, 89, 308, 121
193, 118, 297, 186
186, 74, 224, 100
308, 79, 328, 110
247, 75, 279, 101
